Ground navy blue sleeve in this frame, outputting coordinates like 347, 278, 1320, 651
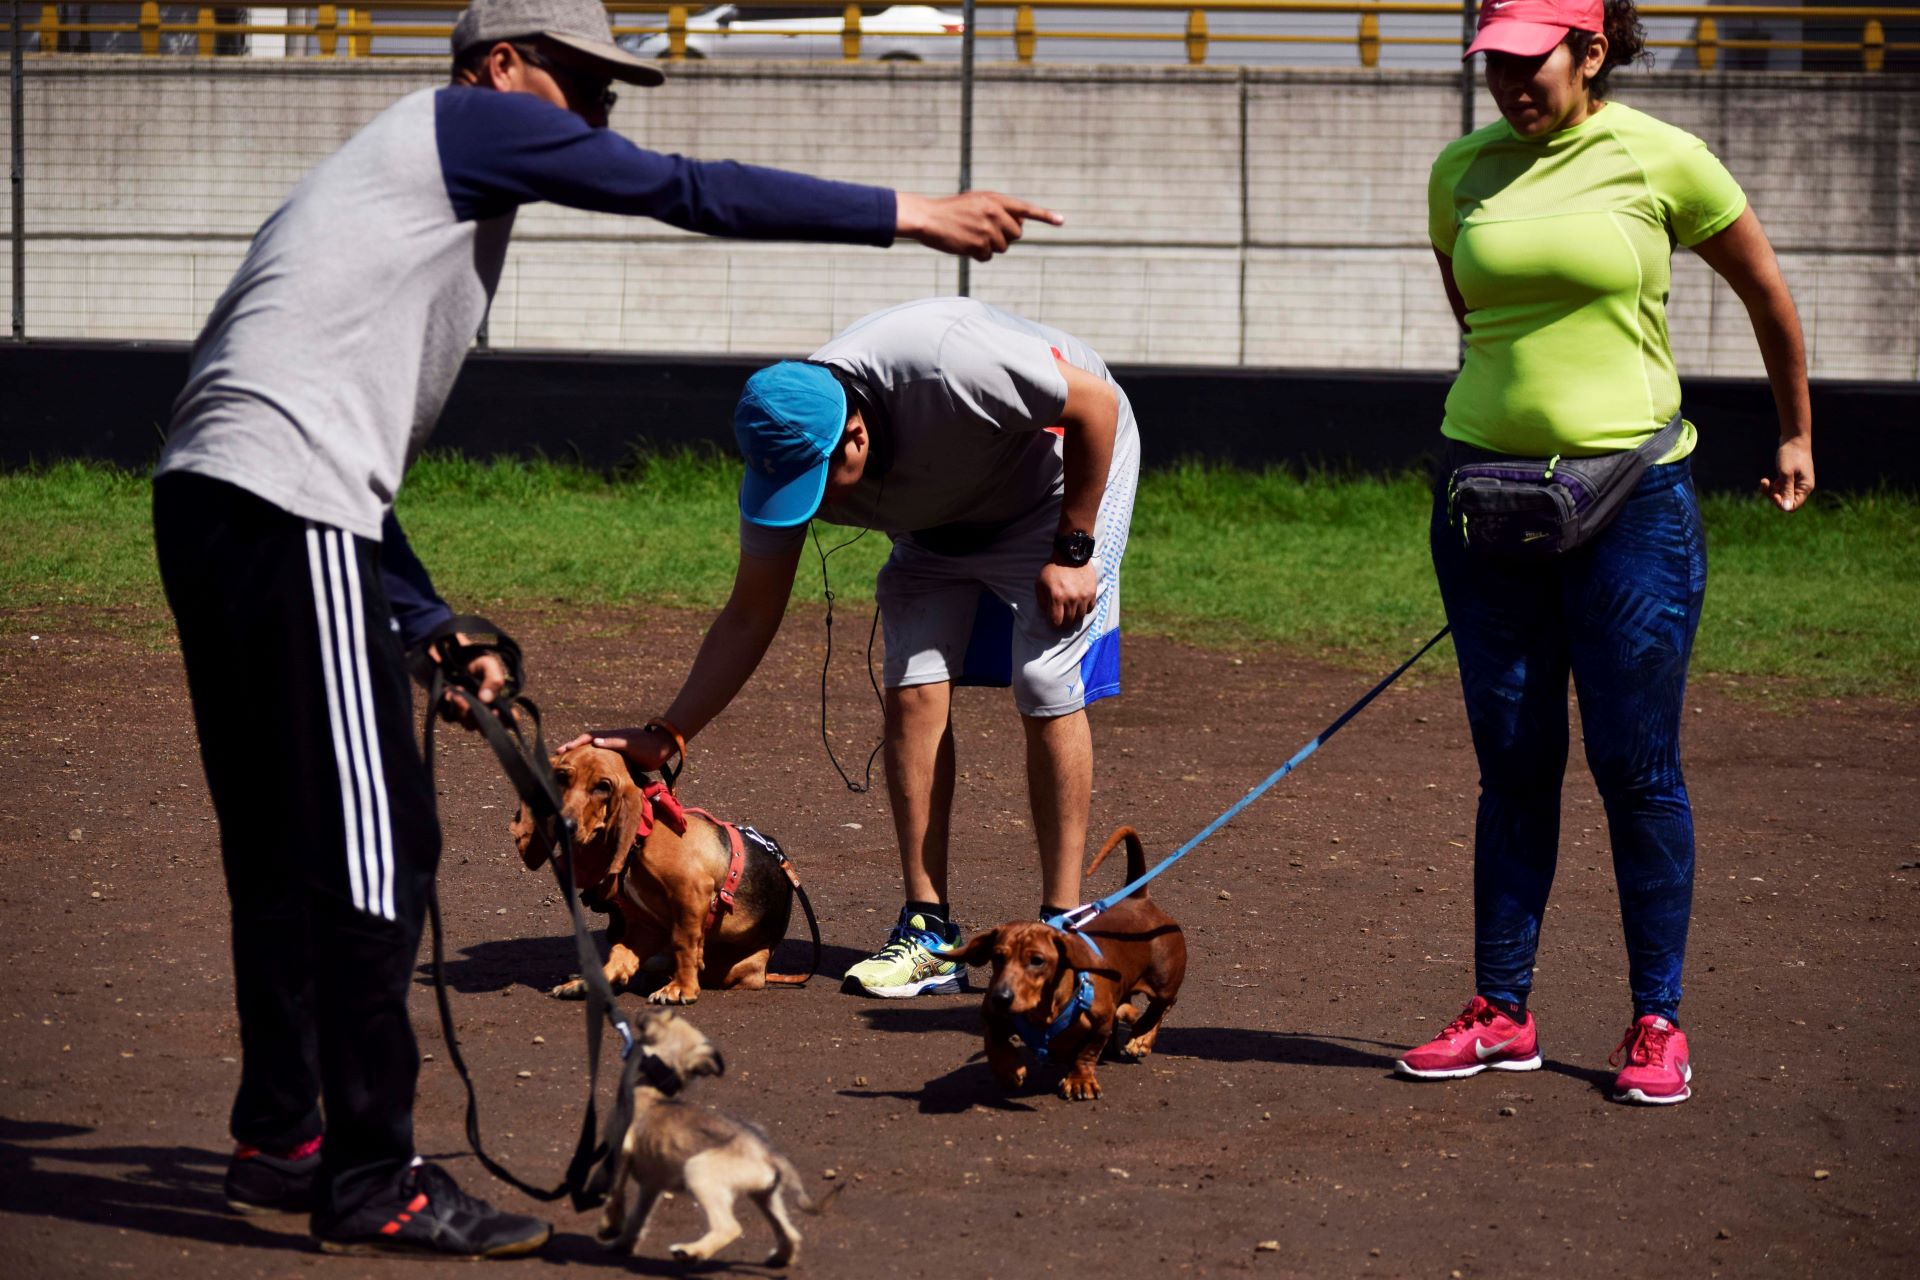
434, 86, 896, 245
380, 511, 454, 650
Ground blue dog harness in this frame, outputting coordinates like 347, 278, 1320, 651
1013, 969, 1097, 1065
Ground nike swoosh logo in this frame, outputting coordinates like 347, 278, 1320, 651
1476, 1033, 1521, 1059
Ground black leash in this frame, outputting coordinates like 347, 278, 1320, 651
415, 615, 656, 1212
752, 830, 825, 986
811, 520, 885, 794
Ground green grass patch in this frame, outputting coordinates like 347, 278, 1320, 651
3, 456, 1913, 702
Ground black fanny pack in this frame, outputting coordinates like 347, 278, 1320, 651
1444, 413, 1685, 559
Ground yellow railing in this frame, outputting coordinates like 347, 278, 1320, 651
13, 1, 1920, 71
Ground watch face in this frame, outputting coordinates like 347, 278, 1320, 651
1056, 531, 1095, 566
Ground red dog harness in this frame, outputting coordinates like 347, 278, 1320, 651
602, 763, 821, 984
691, 813, 746, 931
620, 781, 752, 932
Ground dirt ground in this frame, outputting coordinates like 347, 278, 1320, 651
1, 605, 1915, 1280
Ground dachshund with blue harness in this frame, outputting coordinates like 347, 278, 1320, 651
945, 828, 1187, 1101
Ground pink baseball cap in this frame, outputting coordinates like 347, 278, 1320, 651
1465, 0, 1603, 59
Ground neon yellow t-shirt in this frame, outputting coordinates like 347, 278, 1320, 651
1429, 102, 1747, 460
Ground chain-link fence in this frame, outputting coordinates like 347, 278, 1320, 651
7, 3, 1920, 377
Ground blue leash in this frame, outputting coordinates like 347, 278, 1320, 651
1051, 624, 1452, 934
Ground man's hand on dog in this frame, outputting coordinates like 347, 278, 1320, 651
559, 725, 677, 775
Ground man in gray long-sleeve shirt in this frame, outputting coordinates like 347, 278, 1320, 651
152, 0, 1057, 1258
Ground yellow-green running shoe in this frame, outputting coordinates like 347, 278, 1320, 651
841, 913, 967, 998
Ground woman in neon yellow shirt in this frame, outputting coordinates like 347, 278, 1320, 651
1393, 0, 1814, 1106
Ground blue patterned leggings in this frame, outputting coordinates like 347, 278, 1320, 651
1431, 458, 1708, 1021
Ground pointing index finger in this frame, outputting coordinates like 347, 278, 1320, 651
1001, 196, 1064, 227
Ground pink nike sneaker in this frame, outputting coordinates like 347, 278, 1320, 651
1610, 1014, 1692, 1105
1395, 995, 1543, 1079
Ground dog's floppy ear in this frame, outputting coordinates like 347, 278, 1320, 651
944, 929, 1000, 968
509, 801, 552, 869
598, 775, 651, 888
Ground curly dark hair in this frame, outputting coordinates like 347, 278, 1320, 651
1565, 0, 1650, 99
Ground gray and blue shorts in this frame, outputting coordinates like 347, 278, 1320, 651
877, 426, 1139, 718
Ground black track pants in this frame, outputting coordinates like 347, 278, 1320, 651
154, 473, 440, 1218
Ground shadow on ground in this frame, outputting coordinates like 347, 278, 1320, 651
426, 936, 860, 997
0, 1115, 308, 1253
0, 1116, 708, 1275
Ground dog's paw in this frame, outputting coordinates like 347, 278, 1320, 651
1118, 1035, 1154, 1060
549, 977, 588, 1001
669, 1242, 709, 1262
647, 984, 698, 1006
1059, 1072, 1103, 1102
766, 1246, 798, 1267
594, 1215, 620, 1245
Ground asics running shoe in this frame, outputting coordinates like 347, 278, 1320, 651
312, 1161, 549, 1259
224, 1134, 322, 1214
1395, 995, 1543, 1079
841, 912, 966, 998
1610, 1014, 1692, 1105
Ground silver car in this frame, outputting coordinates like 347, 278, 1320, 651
622, 4, 966, 63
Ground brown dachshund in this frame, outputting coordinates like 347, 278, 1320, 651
947, 827, 1186, 1101
510, 745, 801, 1005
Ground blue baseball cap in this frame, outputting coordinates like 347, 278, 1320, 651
734, 361, 847, 528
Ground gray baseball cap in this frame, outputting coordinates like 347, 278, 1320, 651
452, 0, 666, 87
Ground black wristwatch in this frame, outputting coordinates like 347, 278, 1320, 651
1052, 529, 1096, 568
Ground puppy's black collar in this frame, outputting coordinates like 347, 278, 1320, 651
638, 1049, 683, 1096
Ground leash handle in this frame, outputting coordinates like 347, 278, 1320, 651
1065, 624, 1453, 928
414, 614, 525, 705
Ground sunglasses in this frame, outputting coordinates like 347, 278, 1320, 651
512, 42, 618, 115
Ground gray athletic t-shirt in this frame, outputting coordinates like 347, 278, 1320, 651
740, 298, 1134, 558
157, 86, 895, 541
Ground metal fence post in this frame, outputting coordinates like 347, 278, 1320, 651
957, 0, 975, 297
1457, 0, 1474, 368
1237, 70, 1249, 366
10, 0, 23, 340
1459, 0, 1475, 138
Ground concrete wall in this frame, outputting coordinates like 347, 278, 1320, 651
16, 59, 1920, 378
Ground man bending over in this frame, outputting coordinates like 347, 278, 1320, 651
575, 297, 1139, 998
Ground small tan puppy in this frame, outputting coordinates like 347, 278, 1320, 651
599, 1009, 828, 1267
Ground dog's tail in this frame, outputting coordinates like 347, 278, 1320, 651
1083, 826, 1147, 895
775, 1154, 846, 1216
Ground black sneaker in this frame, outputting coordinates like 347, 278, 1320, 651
224, 1135, 323, 1214
313, 1162, 550, 1259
